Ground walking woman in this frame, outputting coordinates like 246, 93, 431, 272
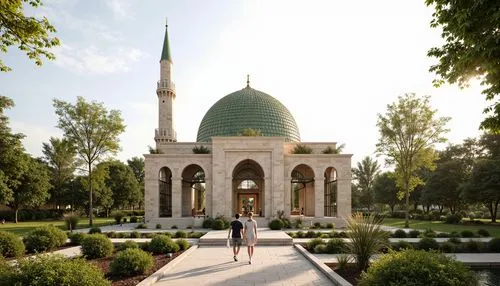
244, 212, 258, 264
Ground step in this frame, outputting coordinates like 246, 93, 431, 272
198, 238, 293, 246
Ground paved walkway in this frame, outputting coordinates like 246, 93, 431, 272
155, 246, 333, 286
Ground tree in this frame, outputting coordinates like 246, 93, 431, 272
0, 96, 27, 205
376, 93, 450, 227
373, 172, 399, 215
426, 0, 500, 132
97, 161, 140, 210
8, 156, 51, 222
127, 157, 145, 209
42, 137, 76, 208
462, 158, 500, 222
53, 96, 125, 226
291, 144, 313, 154
0, 0, 60, 72
352, 156, 380, 212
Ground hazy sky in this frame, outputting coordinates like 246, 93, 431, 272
0, 0, 488, 167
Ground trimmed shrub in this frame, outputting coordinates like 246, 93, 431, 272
130, 231, 140, 238
68, 232, 86, 246
314, 244, 327, 253
392, 229, 407, 238
175, 231, 187, 238
461, 230, 475, 238
188, 232, 204, 238
213, 219, 225, 230
106, 231, 116, 238
130, 216, 138, 223
118, 240, 139, 251
110, 248, 154, 277
359, 249, 478, 286
463, 240, 481, 253
450, 231, 461, 238
136, 223, 148, 229
296, 231, 304, 238
422, 229, 436, 238
23, 225, 67, 253
305, 230, 317, 238
326, 223, 334, 229
478, 229, 490, 237
149, 235, 174, 254
408, 230, 420, 238
282, 218, 292, 229
123, 218, 128, 223
488, 237, 500, 252
313, 222, 322, 229
392, 240, 413, 251
306, 238, 325, 251
171, 225, 178, 229
417, 237, 439, 251
112, 211, 125, 224
325, 238, 346, 254
295, 218, 303, 229
440, 241, 457, 253
64, 215, 79, 230
0, 256, 16, 285
88, 227, 101, 234
156, 223, 162, 229
202, 216, 215, 229
17, 254, 110, 286
269, 219, 284, 230
0, 231, 25, 258
445, 214, 462, 224
81, 234, 114, 259
437, 232, 450, 238
448, 237, 462, 244
176, 238, 190, 250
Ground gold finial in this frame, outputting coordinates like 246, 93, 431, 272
246, 74, 250, 87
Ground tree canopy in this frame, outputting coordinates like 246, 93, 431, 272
53, 96, 125, 226
352, 156, 380, 212
0, 0, 59, 71
426, 0, 500, 132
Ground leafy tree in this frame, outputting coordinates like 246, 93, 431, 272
239, 128, 263, 136
8, 156, 51, 222
479, 133, 500, 159
352, 156, 380, 212
53, 96, 125, 226
127, 157, 144, 209
0, 96, 27, 205
373, 172, 399, 215
42, 137, 76, 208
0, 0, 60, 72
426, 0, 500, 132
75, 168, 113, 217
97, 161, 140, 210
376, 93, 450, 227
462, 158, 500, 222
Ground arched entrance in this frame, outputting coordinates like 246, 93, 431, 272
181, 165, 206, 217
324, 167, 337, 217
291, 164, 315, 216
159, 167, 172, 217
232, 160, 264, 217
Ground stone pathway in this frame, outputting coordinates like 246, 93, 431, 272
155, 246, 333, 286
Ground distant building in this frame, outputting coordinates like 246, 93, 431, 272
144, 24, 352, 228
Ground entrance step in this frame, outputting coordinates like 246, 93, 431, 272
198, 229, 293, 246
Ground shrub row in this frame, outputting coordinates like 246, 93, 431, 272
0, 209, 65, 221
102, 230, 204, 239
287, 231, 348, 239
390, 228, 490, 238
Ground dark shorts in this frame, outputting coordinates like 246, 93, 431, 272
232, 238, 242, 246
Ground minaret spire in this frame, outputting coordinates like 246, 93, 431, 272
161, 20, 172, 62
246, 74, 250, 88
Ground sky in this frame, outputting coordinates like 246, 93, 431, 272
0, 0, 489, 168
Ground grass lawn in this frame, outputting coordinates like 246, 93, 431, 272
0, 217, 115, 237
383, 217, 500, 238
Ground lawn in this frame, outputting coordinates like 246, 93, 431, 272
0, 217, 115, 237
383, 217, 500, 237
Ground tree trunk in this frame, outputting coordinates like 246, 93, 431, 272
488, 202, 495, 223
405, 181, 410, 228
15, 208, 18, 223
493, 199, 499, 223
88, 162, 93, 227
390, 204, 395, 215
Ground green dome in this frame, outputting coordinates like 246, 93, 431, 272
197, 86, 300, 142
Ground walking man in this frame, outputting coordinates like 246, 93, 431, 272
228, 213, 244, 261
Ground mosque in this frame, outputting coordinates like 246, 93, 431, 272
144, 24, 352, 228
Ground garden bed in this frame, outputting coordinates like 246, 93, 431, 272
325, 263, 361, 286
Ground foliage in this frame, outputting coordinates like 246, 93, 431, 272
478, 229, 490, 237
463, 240, 481, 253
306, 238, 325, 251
112, 211, 125, 224
42, 137, 76, 208
336, 254, 352, 270
0, 0, 60, 72
110, 248, 153, 276
53, 96, 125, 226
445, 214, 462, 224
98, 161, 141, 209
321, 143, 345, 154
373, 172, 399, 214
359, 249, 478, 286
325, 238, 346, 254
460, 230, 474, 238
9, 156, 52, 223
88, 226, 101, 234
294, 218, 303, 229
346, 213, 390, 271
127, 157, 145, 208
417, 237, 439, 251
149, 235, 177, 254
408, 229, 420, 238
0, 231, 25, 257
352, 156, 380, 212
269, 219, 284, 230
175, 231, 187, 238
0, 256, 16, 286
64, 214, 79, 230
130, 216, 138, 223
291, 143, 313, 154
192, 145, 211, 154
156, 223, 162, 229
68, 232, 86, 246
136, 223, 148, 229
426, 0, 500, 132
16, 254, 110, 286
81, 234, 113, 259
376, 93, 450, 228
392, 240, 413, 251
239, 128, 263, 136
488, 238, 500, 253
176, 238, 190, 250
23, 225, 67, 253
392, 229, 407, 238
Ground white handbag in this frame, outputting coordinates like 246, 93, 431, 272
226, 238, 230, 248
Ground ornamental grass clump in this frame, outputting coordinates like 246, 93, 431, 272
346, 212, 390, 271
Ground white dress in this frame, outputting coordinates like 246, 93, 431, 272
244, 219, 257, 246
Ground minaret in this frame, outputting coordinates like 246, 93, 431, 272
155, 21, 177, 144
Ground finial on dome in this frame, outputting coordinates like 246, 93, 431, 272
246, 74, 250, 87
165, 17, 168, 27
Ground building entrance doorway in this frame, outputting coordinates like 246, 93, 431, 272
238, 193, 258, 216
232, 159, 265, 217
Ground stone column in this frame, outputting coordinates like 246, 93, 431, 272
172, 177, 182, 218
284, 177, 291, 217
337, 178, 351, 219
204, 179, 212, 217
314, 176, 324, 217
145, 177, 159, 221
